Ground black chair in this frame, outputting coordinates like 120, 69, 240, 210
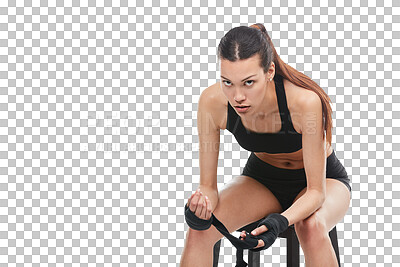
212, 219, 341, 267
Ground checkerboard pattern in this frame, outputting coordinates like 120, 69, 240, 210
0, 0, 399, 266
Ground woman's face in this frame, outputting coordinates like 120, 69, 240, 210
220, 54, 270, 117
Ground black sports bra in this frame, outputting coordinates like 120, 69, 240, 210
225, 74, 302, 154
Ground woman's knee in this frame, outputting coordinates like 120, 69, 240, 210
294, 213, 329, 246
184, 225, 223, 249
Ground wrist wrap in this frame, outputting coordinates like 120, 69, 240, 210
184, 203, 213, 230
250, 213, 289, 252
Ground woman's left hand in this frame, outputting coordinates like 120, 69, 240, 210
239, 213, 289, 250
239, 225, 268, 249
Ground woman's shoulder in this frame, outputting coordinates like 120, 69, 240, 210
198, 82, 228, 131
282, 77, 321, 134
283, 77, 320, 111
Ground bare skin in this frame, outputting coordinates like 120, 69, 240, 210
180, 54, 350, 267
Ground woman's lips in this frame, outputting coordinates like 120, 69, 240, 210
235, 106, 250, 112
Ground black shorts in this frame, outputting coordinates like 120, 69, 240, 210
241, 149, 351, 211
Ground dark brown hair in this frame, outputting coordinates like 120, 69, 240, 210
217, 23, 333, 146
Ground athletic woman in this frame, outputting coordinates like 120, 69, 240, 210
180, 23, 351, 267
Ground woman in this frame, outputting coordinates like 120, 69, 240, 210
180, 23, 351, 267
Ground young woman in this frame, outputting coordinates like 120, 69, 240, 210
180, 23, 351, 267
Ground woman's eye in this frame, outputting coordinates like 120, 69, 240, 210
223, 81, 232, 86
245, 80, 254, 86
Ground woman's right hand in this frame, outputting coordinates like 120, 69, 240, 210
187, 188, 213, 220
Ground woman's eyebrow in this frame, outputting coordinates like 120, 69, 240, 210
220, 74, 257, 82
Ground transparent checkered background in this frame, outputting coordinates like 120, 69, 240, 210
0, 0, 399, 266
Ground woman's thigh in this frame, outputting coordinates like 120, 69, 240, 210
315, 178, 351, 232
186, 175, 283, 246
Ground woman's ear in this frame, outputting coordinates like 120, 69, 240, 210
265, 61, 275, 81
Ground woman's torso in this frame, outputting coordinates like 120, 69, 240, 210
213, 77, 333, 170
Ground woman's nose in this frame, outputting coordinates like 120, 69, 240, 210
234, 92, 246, 102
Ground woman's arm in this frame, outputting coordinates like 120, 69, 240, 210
192, 85, 223, 213
281, 92, 327, 226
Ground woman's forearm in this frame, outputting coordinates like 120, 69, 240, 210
281, 189, 325, 226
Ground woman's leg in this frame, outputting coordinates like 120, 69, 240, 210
180, 175, 283, 267
293, 178, 351, 267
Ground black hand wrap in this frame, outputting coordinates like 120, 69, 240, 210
250, 213, 289, 252
184, 203, 260, 267
184, 203, 213, 230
